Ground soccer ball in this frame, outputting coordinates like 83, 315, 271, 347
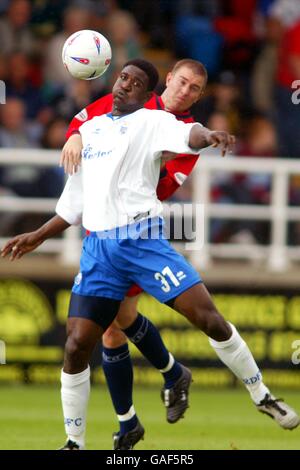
62, 30, 112, 80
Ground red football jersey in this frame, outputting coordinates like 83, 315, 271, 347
66, 93, 199, 202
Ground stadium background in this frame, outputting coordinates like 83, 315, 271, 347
0, 0, 300, 450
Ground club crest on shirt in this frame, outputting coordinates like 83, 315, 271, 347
92, 128, 102, 135
119, 125, 128, 135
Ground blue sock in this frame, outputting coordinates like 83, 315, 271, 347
102, 344, 138, 435
123, 313, 182, 389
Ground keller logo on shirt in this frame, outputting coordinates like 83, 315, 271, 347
82, 144, 113, 160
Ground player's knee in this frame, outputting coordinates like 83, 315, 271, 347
64, 333, 91, 366
103, 325, 127, 348
204, 310, 231, 341
181, 303, 230, 341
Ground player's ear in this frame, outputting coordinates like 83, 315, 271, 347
165, 72, 172, 86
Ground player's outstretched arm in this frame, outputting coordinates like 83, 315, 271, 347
60, 133, 83, 175
1, 215, 70, 261
189, 126, 235, 157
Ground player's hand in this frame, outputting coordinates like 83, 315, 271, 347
207, 131, 235, 157
60, 133, 83, 175
1, 232, 43, 261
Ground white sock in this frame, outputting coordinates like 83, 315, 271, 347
61, 366, 90, 447
209, 323, 270, 404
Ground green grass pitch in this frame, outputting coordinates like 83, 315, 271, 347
0, 385, 299, 450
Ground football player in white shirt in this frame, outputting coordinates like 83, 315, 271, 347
2, 59, 299, 450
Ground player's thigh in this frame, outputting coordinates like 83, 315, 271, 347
114, 294, 140, 329
68, 292, 121, 332
172, 283, 216, 320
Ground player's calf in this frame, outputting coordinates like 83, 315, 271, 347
173, 284, 231, 341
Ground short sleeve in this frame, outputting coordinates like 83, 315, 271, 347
150, 112, 201, 159
56, 170, 83, 225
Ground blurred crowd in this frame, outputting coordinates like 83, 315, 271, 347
0, 0, 299, 244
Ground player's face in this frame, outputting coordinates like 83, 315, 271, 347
112, 65, 151, 113
164, 66, 205, 112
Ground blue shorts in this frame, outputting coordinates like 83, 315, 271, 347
72, 218, 202, 304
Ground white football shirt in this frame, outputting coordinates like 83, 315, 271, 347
56, 108, 201, 231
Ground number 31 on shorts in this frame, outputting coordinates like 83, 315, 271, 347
154, 266, 183, 293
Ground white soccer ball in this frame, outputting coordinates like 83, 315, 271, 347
62, 30, 112, 80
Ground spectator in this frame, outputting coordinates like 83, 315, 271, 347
193, 70, 243, 135
251, 14, 283, 114
211, 114, 277, 244
252, 0, 300, 115
38, 117, 66, 198
0, 97, 40, 236
275, 18, 300, 158
30, 0, 69, 38
0, 0, 10, 15
6, 51, 46, 121
106, 10, 141, 88
0, 0, 35, 55
44, 4, 93, 91
131, 0, 179, 48
50, 79, 97, 122
270, 0, 300, 28
0, 106, 65, 235
41, 116, 68, 150
0, 97, 35, 148
214, 0, 258, 72
0, 53, 8, 82
206, 111, 232, 133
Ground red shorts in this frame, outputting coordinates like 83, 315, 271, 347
126, 284, 143, 297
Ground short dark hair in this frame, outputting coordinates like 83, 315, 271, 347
123, 59, 159, 91
171, 59, 208, 87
